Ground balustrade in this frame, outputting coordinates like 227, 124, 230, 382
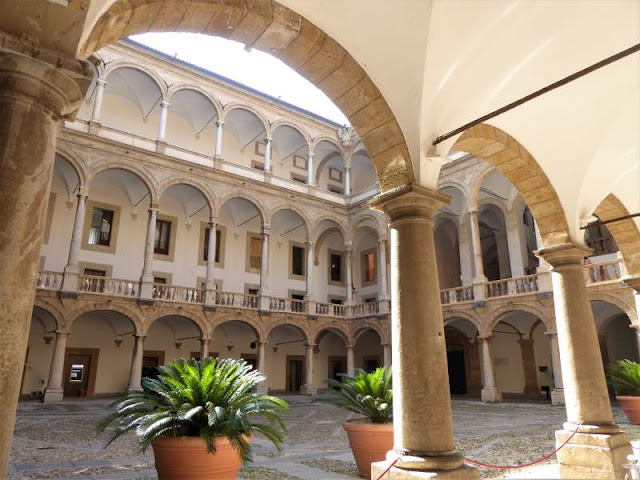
36, 271, 63, 291
153, 283, 203, 303
269, 297, 306, 313
583, 259, 621, 285
215, 291, 259, 309
316, 302, 348, 317
486, 274, 539, 298
586, 237, 618, 256
440, 286, 474, 304
78, 274, 139, 297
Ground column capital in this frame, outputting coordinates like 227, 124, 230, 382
77, 186, 90, 197
200, 337, 211, 343
304, 342, 317, 348
536, 242, 592, 268
468, 208, 479, 216
344, 240, 353, 252
623, 275, 640, 293
629, 324, 640, 334
378, 233, 389, 243
306, 236, 315, 246
0, 32, 92, 121
160, 100, 170, 108
215, 119, 225, 128
261, 221, 271, 235
96, 78, 108, 86
345, 163, 352, 171
55, 330, 70, 337
263, 136, 272, 143
369, 183, 450, 222
208, 216, 219, 226
148, 204, 160, 213
544, 331, 558, 338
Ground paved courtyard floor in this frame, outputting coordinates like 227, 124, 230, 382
8, 396, 639, 480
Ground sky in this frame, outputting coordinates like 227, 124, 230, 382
130, 32, 349, 125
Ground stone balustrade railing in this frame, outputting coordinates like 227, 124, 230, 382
486, 274, 539, 299
584, 259, 622, 285
316, 301, 349, 317
153, 283, 203, 303
269, 297, 306, 314
78, 274, 139, 297
440, 285, 474, 305
36, 271, 63, 291
214, 291, 259, 309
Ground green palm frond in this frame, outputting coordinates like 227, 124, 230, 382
315, 367, 392, 424
608, 360, 640, 396
97, 357, 289, 463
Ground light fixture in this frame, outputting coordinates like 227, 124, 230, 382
114, 339, 123, 347
43, 335, 53, 345
175, 342, 182, 350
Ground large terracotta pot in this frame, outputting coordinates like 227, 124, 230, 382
343, 419, 393, 479
617, 396, 640, 424
152, 436, 250, 480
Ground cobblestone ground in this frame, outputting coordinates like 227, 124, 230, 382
8, 396, 638, 480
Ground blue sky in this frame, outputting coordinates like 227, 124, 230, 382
130, 32, 349, 125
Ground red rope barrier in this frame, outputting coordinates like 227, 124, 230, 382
463, 423, 582, 470
374, 457, 399, 480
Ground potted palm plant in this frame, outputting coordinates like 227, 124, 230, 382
316, 367, 393, 479
98, 357, 289, 480
609, 359, 640, 424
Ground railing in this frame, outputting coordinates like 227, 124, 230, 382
584, 260, 622, 285
351, 301, 380, 317
215, 291, 259, 309
440, 286, 474, 304
153, 283, 203, 303
78, 274, 139, 297
269, 297, 306, 313
486, 274, 539, 298
316, 302, 348, 317
36, 271, 63, 290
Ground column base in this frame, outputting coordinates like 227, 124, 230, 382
300, 384, 318, 396
481, 387, 503, 403
372, 462, 479, 479
88, 120, 101, 135
43, 387, 64, 403
555, 428, 631, 480
139, 280, 154, 300
128, 386, 143, 393
256, 385, 269, 394
551, 388, 565, 405
61, 271, 79, 293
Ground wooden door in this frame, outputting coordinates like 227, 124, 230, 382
63, 354, 92, 397
286, 356, 305, 392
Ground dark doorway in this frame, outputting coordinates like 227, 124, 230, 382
242, 354, 257, 371
286, 356, 304, 392
63, 348, 99, 398
142, 351, 165, 381
447, 350, 467, 394
363, 356, 381, 373
328, 356, 347, 384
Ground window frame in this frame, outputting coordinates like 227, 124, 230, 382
198, 222, 226, 268
360, 247, 378, 287
81, 200, 121, 255
327, 249, 345, 286
245, 232, 263, 274
289, 241, 306, 280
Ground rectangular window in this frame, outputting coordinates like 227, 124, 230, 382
362, 249, 377, 286
330, 298, 344, 305
248, 288, 259, 296
153, 277, 167, 284
88, 208, 114, 246
249, 237, 262, 270
154, 219, 171, 255
291, 174, 307, 184
203, 228, 222, 263
252, 160, 265, 171
330, 253, 343, 282
328, 185, 344, 195
292, 245, 305, 276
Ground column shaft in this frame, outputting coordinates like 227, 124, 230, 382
263, 136, 271, 171
256, 341, 269, 394
345, 166, 351, 197
468, 210, 485, 280
204, 221, 217, 305
307, 151, 314, 186
547, 332, 565, 404
62, 188, 89, 291
140, 206, 158, 298
43, 332, 69, 403
306, 238, 314, 298
200, 339, 210, 359
347, 346, 355, 376
214, 120, 224, 159
345, 246, 353, 304
301, 343, 317, 395
0, 37, 91, 478
90, 79, 107, 123
378, 236, 389, 300
258, 222, 271, 311
128, 336, 145, 392
157, 101, 169, 141
480, 337, 503, 402
383, 343, 392, 368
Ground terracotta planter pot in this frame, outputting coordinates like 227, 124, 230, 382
617, 396, 640, 424
342, 419, 393, 479
152, 435, 250, 480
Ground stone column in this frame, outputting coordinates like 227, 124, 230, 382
519, 338, 539, 398
43, 332, 69, 403
128, 335, 146, 392
256, 341, 269, 393
307, 151, 315, 186
466, 340, 483, 397
90, 78, 107, 124
345, 242, 354, 305
345, 165, 352, 197
214, 120, 224, 160
506, 211, 526, 278
305, 236, 316, 314
0, 34, 91, 478
623, 277, 640, 358
301, 343, 318, 395
479, 336, 503, 403
370, 184, 477, 478
139, 205, 159, 299
263, 136, 272, 172
458, 224, 473, 286
378, 234, 389, 301
545, 331, 565, 405
469, 209, 486, 300
61, 187, 89, 292
157, 100, 170, 142
200, 338, 210, 359
347, 345, 355, 376
258, 221, 271, 311
204, 219, 217, 306
382, 343, 392, 368
538, 243, 631, 479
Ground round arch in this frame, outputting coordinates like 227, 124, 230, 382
437, 180, 472, 210
589, 293, 638, 325
266, 322, 310, 344
167, 84, 222, 117
79, 1, 413, 192
312, 216, 349, 241
268, 205, 311, 235
220, 103, 269, 134
33, 300, 65, 332
144, 309, 209, 338
311, 136, 343, 154
487, 304, 554, 336
55, 147, 88, 188
210, 315, 266, 343
312, 325, 350, 346
217, 192, 268, 221
452, 123, 570, 247
156, 178, 217, 219
350, 213, 384, 239
88, 162, 158, 203
351, 323, 387, 345
65, 304, 144, 335
443, 311, 483, 335
103, 62, 168, 99
270, 120, 312, 148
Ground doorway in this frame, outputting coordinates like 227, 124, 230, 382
241, 353, 258, 370
447, 350, 467, 394
142, 350, 165, 381
63, 348, 99, 398
328, 356, 347, 384
362, 356, 381, 373
286, 356, 305, 392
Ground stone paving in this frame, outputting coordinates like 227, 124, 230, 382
7, 396, 639, 479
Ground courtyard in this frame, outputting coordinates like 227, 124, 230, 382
8, 396, 638, 480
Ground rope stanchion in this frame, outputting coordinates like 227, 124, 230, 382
463, 423, 582, 470
376, 423, 582, 478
